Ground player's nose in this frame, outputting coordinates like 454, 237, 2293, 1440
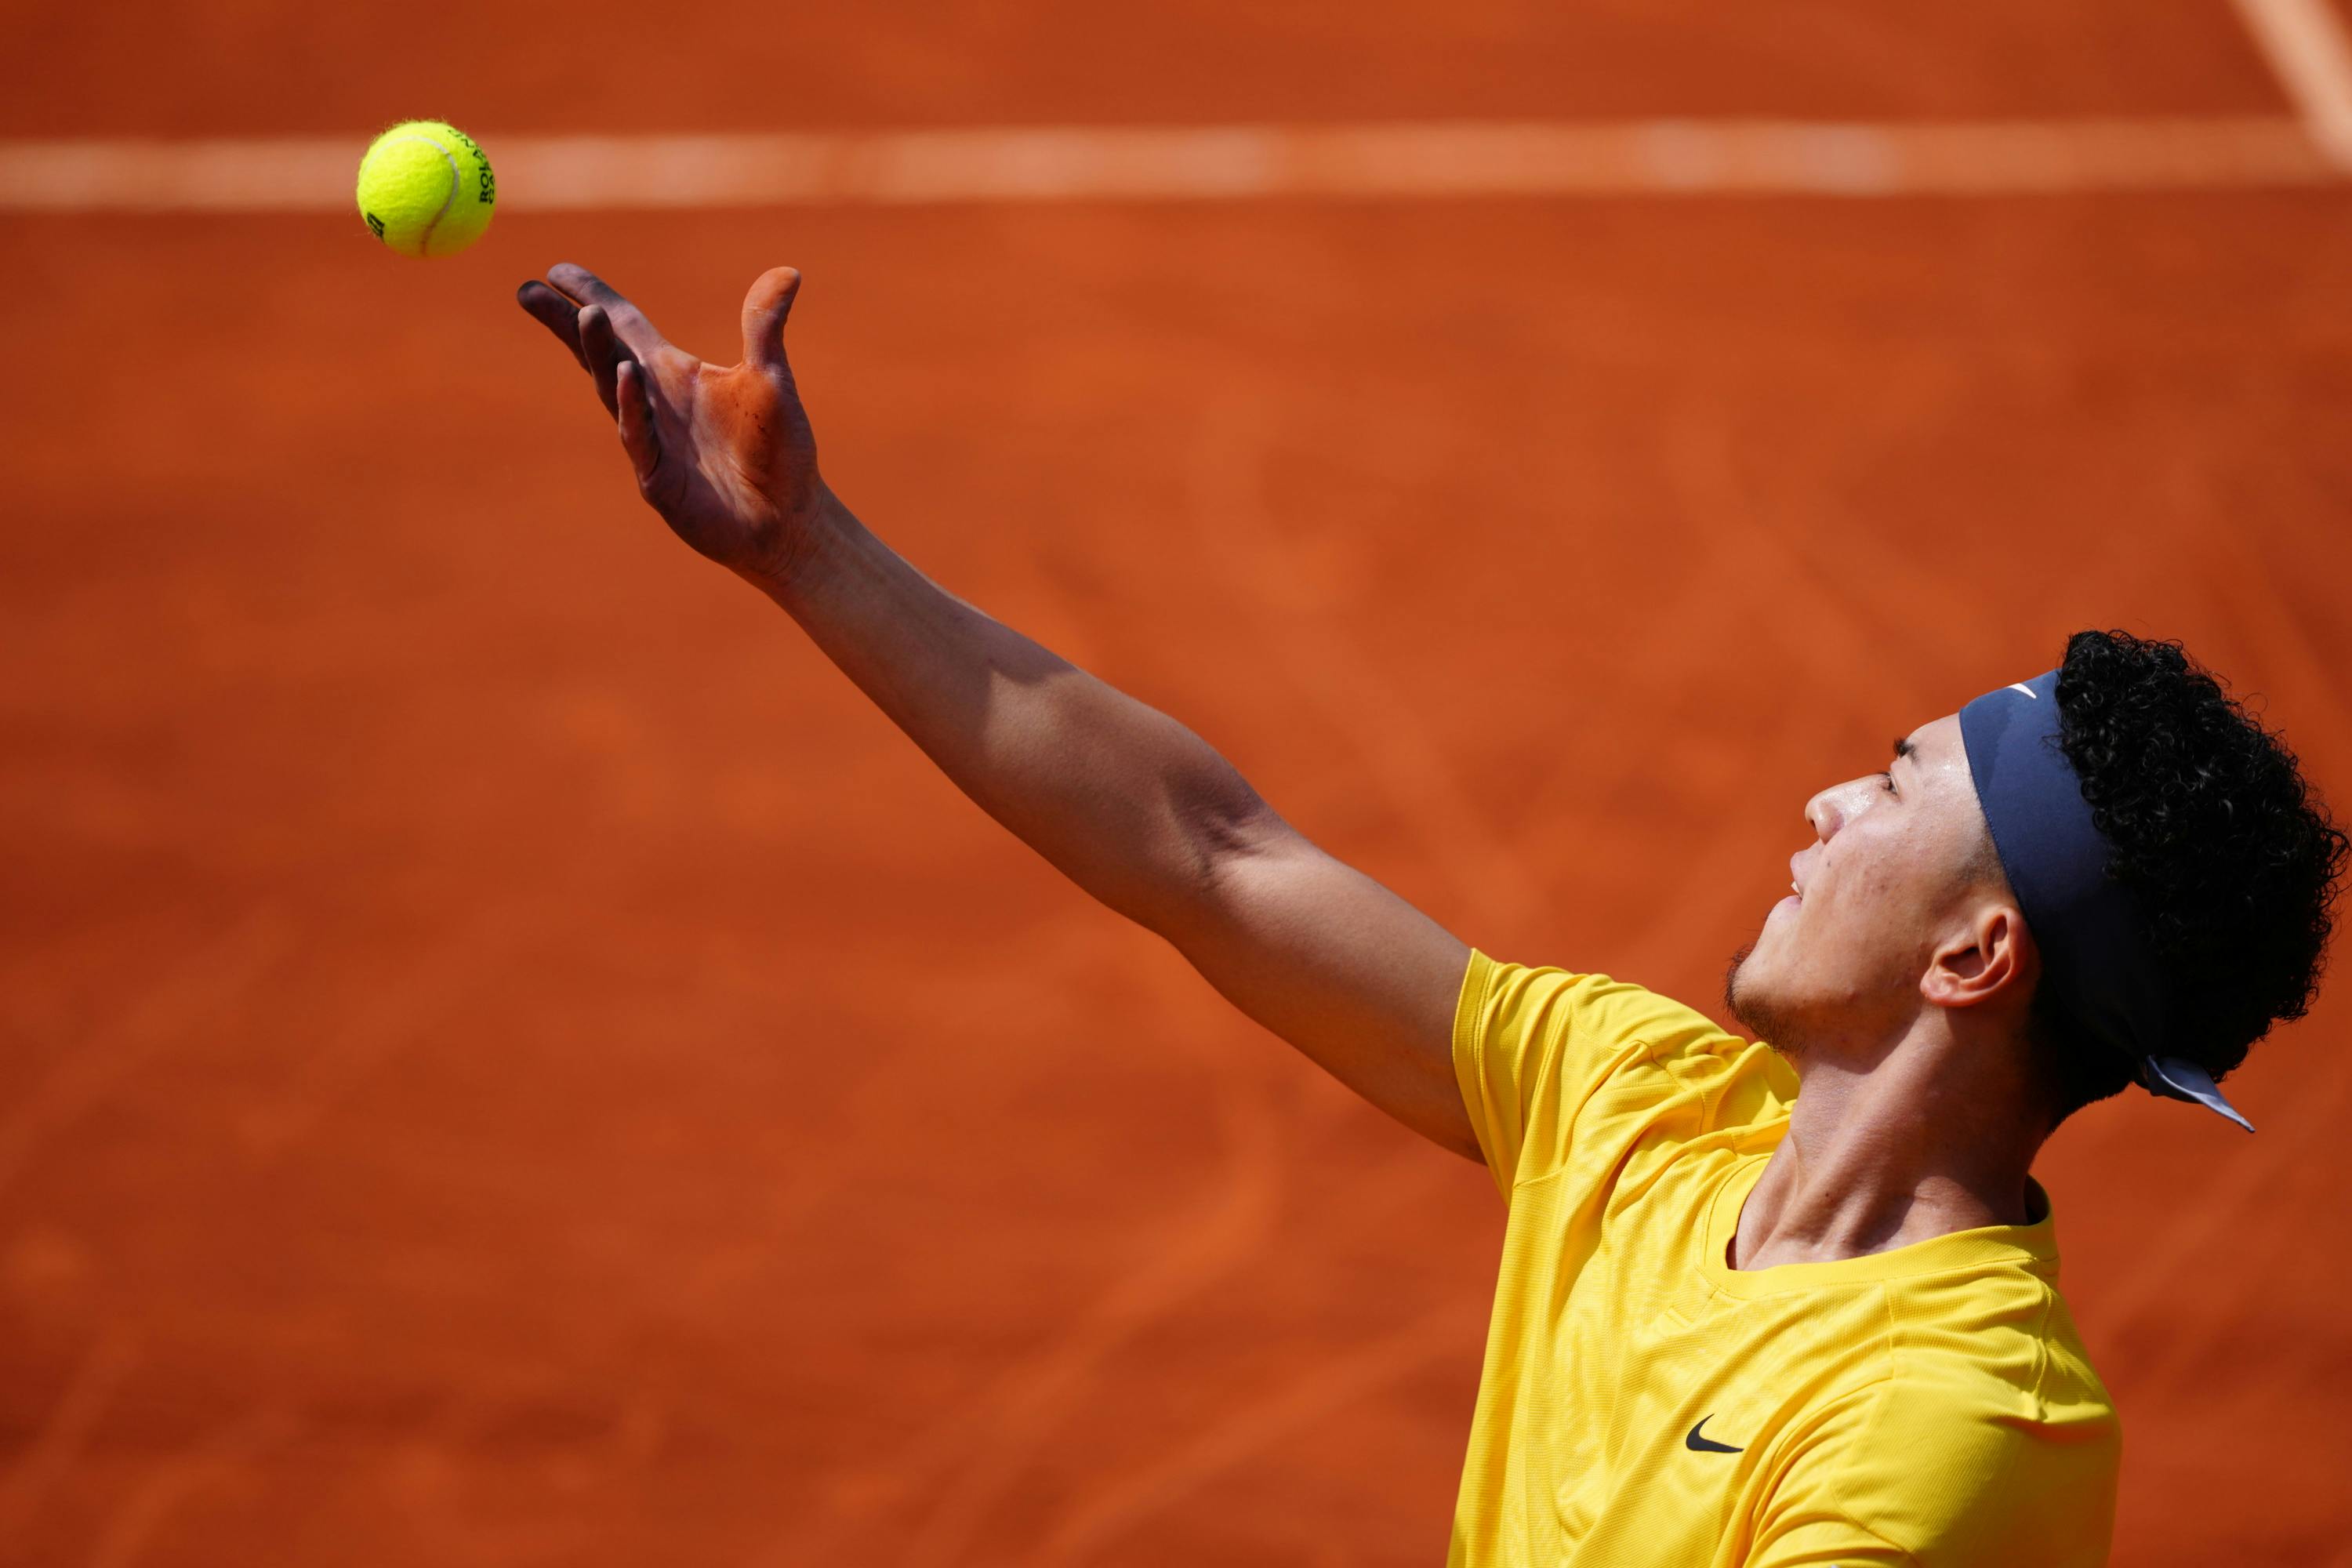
1804, 778, 1868, 842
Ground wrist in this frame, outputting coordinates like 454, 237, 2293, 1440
739, 481, 855, 602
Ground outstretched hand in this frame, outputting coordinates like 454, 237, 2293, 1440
517, 263, 826, 579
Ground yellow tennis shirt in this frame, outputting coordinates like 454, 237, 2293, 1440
1447, 953, 2120, 1567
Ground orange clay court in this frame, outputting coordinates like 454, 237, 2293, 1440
5, 2, 2352, 1563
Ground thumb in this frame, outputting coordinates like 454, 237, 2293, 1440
740, 267, 802, 372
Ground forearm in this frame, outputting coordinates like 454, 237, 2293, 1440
520, 262, 1475, 1152
749, 486, 1275, 935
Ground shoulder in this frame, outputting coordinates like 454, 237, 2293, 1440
1461, 956, 1791, 1107
1883, 1258, 2114, 1421
1454, 956, 1798, 1189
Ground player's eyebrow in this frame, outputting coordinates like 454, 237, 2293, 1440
1892, 737, 1916, 765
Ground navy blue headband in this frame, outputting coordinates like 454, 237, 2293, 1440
1958, 671, 2252, 1132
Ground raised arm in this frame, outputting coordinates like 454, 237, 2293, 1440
517, 263, 1476, 1158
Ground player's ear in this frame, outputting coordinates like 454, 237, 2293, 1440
741, 267, 803, 371
1922, 902, 2033, 1011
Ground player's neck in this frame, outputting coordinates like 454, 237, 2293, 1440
1732, 1014, 2044, 1271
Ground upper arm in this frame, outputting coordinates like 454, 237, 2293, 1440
1157, 818, 1778, 1173
1746, 1514, 1916, 1567
1749, 1386, 2115, 1568
1156, 818, 1478, 1158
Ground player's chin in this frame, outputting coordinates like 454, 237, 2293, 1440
1722, 938, 1765, 1022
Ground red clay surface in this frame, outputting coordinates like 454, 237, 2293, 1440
2, 0, 2286, 136
7, 9, 2352, 1567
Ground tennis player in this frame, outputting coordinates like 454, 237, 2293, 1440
518, 263, 2346, 1566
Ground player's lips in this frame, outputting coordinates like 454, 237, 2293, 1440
1770, 849, 1814, 919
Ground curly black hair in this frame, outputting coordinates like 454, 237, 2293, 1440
2032, 630, 2349, 1120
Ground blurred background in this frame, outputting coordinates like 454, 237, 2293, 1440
5, 2, 2352, 1563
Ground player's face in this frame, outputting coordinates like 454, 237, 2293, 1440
1726, 713, 1999, 1054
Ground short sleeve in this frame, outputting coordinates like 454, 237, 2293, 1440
1743, 1389, 1930, 1567
1450, 950, 1789, 1195
1749, 1381, 2117, 1568
1747, 1512, 1916, 1566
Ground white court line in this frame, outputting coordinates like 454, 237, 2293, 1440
2230, 0, 2352, 169
0, 117, 2341, 212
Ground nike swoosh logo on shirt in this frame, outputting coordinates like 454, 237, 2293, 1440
1685, 1416, 1744, 1454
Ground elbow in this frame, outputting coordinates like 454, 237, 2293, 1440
1174, 768, 1289, 887
1131, 767, 1290, 938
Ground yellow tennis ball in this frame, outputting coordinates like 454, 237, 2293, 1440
356, 120, 496, 259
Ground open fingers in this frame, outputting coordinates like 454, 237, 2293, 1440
515, 280, 588, 370
615, 360, 661, 488
546, 262, 670, 358
578, 304, 630, 417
